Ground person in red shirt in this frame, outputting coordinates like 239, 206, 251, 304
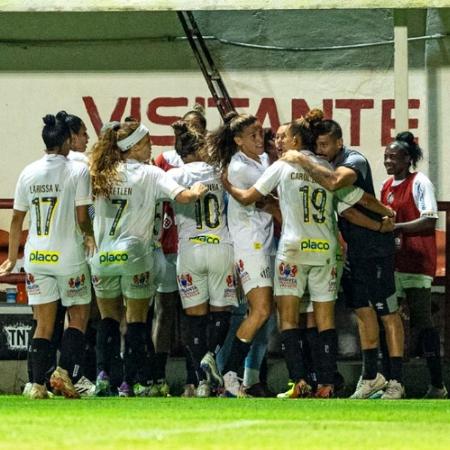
381, 131, 447, 398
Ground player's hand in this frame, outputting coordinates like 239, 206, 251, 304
379, 216, 395, 233
191, 182, 208, 199
221, 168, 232, 193
386, 207, 396, 219
0, 259, 16, 276
281, 149, 304, 165
84, 235, 97, 258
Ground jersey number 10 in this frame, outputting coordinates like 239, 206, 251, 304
194, 193, 220, 230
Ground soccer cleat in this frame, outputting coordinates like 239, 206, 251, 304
133, 383, 150, 397
74, 376, 96, 397
29, 383, 49, 400
315, 384, 334, 399
50, 367, 80, 399
195, 380, 211, 398
200, 351, 223, 387
277, 379, 312, 399
381, 380, 405, 399
149, 380, 171, 397
118, 381, 133, 397
223, 371, 242, 398
95, 371, 111, 397
244, 382, 275, 398
350, 373, 387, 399
423, 385, 448, 399
181, 384, 196, 398
22, 382, 33, 398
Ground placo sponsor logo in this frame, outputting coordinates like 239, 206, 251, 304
300, 239, 330, 252
189, 234, 221, 245
29, 250, 59, 264
99, 251, 129, 265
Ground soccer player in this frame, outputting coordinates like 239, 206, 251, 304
151, 105, 206, 397
282, 114, 404, 399
89, 119, 206, 397
165, 120, 237, 397
0, 114, 95, 399
382, 132, 447, 398
55, 111, 90, 163
223, 113, 395, 398
208, 112, 276, 397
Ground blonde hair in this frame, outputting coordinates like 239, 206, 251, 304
89, 121, 140, 198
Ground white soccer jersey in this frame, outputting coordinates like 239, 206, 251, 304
14, 154, 91, 275
67, 150, 88, 164
227, 151, 275, 255
90, 160, 184, 276
168, 161, 232, 248
254, 154, 363, 265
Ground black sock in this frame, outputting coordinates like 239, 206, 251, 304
31, 338, 52, 385
207, 311, 231, 355
421, 327, 443, 388
185, 348, 197, 385
83, 321, 97, 382
224, 336, 251, 375
138, 323, 155, 387
318, 329, 338, 385
389, 357, 403, 383
59, 327, 85, 384
259, 353, 268, 385
124, 322, 147, 385
109, 321, 123, 389
96, 318, 118, 375
153, 352, 168, 382
27, 319, 37, 383
362, 348, 378, 380
378, 320, 391, 380
46, 302, 66, 380
305, 327, 319, 386
280, 329, 307, 382
185, 315, 208, 383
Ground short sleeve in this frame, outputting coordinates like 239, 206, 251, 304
335, 185, 364, 207
413, 172, 438, 218
338, 152, 368, 180
75, 165, 92, 206
154, 167, 185, 201
13, 171, 29, 212
253, 161, 284, 196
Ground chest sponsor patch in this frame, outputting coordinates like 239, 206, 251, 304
29, 250, 60, 264
300, 239, 330, 252
99, 251, 129, 265
189, 234, 221, 245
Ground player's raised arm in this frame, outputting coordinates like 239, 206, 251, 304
221, 168, 263, 206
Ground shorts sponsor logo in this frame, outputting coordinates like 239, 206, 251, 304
278, 262, 298, 288
253, 242, 262, 250
29, 250, 60, 264
300, 239, 330, 253
260, 266, 272, 279
25, 273, 40, 295
99, 251, 129, 265
224, 274, 237, 299
189, 234, 221, 245
66, 273, 88, 298
177, 273, 199, 298
236, 259, 250, 284
132, 272, 150, 287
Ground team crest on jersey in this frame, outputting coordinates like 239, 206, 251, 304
163, 215, 173, 229
236, 260, 250, 284
189, 234, 221, 245
386, 192, 394, 205
66, 273, 88, 297
132, 272, 150, 287
177, 273, 199, 298
25, 273, 40, 295
278, 262, 298, 288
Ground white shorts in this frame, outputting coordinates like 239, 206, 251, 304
25, 266, 91, 307
156, 252, 178, 294
395, 272, 433, 298
177, 244, 238, 309
92, 271, 155, 300
274, 258, 337, 302
235, 253, 274, 295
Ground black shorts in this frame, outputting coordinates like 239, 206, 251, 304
342, 255, 398, 316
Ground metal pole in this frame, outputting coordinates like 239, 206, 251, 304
394, 10, 409, 133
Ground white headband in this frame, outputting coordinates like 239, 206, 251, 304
117, 124, 150, 152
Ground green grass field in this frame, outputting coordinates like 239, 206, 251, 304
1, 397, 450, 449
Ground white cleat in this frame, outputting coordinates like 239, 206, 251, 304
200, 351, 223, 387
222, 371, 242, 398
22, 382, 33, 398
423, 385, 448, 399
74, 376, 96, 397
195, 380, 211, 398
29, 383, 49, 400
381, 379, 405, 399
350, 373, 387, 399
